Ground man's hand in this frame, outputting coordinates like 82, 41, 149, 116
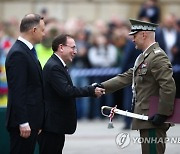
92, 83, 105, 97
95, 87, 105, 98
19, 125, 31, 138
149, 114, 168, 126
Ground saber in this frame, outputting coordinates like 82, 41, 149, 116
101, 106, 148, 128
101, 106, 149, 120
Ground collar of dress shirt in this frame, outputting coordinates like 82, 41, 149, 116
18, 36, 33, 50
54, 53, 66, 67
143, 42, 156, 55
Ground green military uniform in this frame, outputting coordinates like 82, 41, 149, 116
102, 42, 175, 129
101, 19, 176, 154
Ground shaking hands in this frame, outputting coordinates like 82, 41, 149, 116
92, 83, 105, 98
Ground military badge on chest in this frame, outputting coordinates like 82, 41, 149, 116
137, 62, 148, 81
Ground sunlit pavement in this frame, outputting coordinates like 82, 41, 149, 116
63, 119, 180, 154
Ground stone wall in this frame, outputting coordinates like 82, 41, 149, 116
0, 0, 180, 22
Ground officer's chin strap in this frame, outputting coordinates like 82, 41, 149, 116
101, 105, 117, 129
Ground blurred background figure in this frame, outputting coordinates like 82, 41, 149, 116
71, 29, 91, 120
87, 32, 118, 119
0, 21, 16, 106
138, 0, 160, 23
88, 33, 117, 68
36, 20, 60, 67
176, 19, 180, 32
156, 13, 180, 98
40, 7, 49, 23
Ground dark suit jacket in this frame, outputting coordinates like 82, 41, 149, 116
155, 28, 180, 66
5, 40, 44, 130
156, 28, 180, 98
43, 54, 95, 135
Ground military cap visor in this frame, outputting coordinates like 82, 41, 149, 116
129, 19, 158, 35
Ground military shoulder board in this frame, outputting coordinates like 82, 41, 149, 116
154, 50, 162, 54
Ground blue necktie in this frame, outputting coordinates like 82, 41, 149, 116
31, 47, 38, 59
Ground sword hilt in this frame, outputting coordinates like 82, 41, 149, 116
101, 105, 117, 118
102, 105, 149, 121
101, 105, 117, 129
101, 106, 114, 117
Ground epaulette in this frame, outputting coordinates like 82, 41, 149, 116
154, 50, 162, 54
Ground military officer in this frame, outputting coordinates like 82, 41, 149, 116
98, 19, 176, 154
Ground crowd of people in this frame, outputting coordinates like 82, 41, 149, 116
0, 0, 180, 129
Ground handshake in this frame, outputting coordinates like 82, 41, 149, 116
92, 83, 106, 98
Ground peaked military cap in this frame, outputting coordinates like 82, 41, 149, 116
129, 19, 158, 35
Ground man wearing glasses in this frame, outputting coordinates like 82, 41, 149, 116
38, 34, 105, 154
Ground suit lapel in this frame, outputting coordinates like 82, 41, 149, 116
18, 41, 43, 78
27, 49, 43, 76
52, 54, 73, 85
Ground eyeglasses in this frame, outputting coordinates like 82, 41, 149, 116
63, 44, 77, 51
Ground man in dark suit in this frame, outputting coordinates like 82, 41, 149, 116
5, 13, 45, 154
38, 34, 105, 154
155, 13, 180, 98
